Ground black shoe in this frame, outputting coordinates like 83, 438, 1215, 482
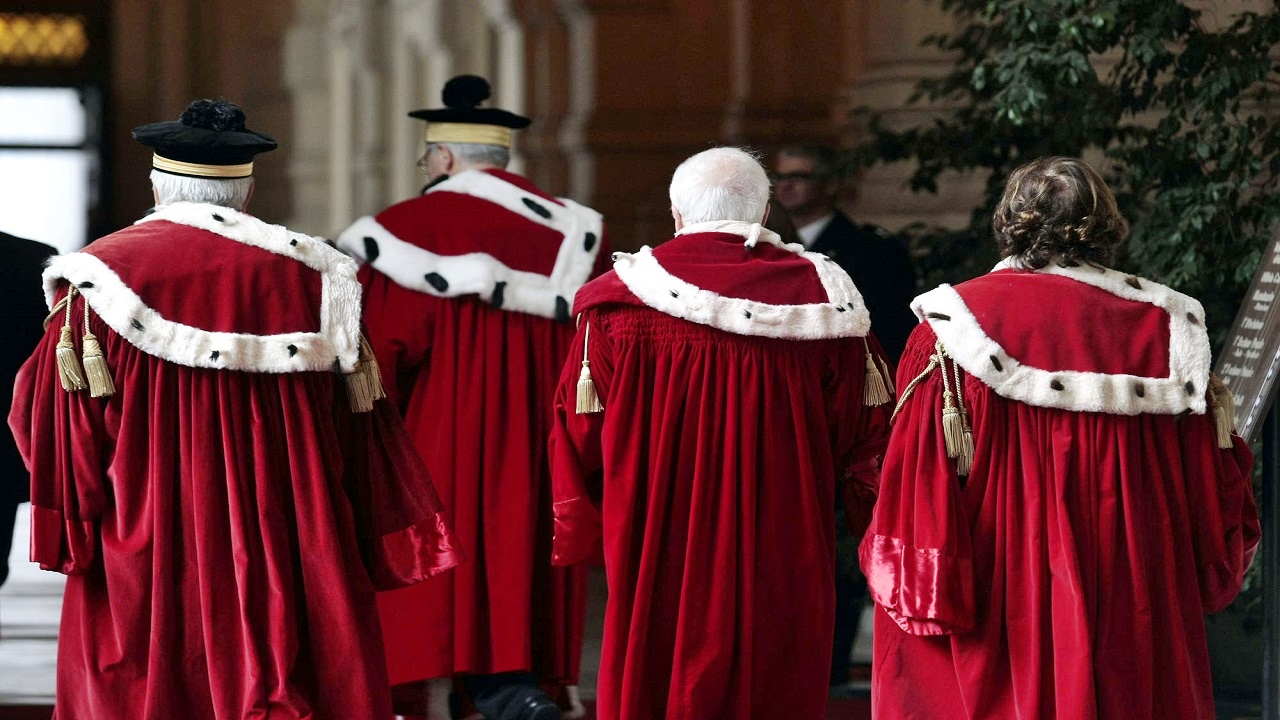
514, 695, 561, 720
512, 691, 563, 717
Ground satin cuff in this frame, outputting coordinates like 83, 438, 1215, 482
371, 511, 466, 590
29, 503, 95, 575
860, 533, 975, 636
552, 495, 603, 566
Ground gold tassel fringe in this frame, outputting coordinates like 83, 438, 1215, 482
942, 402, 965, 460
56, 325, 87, 392
346, 335, 386, 413
575, 321, 603, 414
359, 336, 386, 404
81, 332, 115, 398
863, 341, 891, 407
345, 368, 374, 413
1209, 374, 1236, 449
55, 287, 87, 392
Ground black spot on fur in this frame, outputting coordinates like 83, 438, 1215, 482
1125, 276, 1142, 290
926, 312, 951, 321
823, 256, 834, 263
78, 281, 94, 289
287, 344, 298, 357
1185, 381, 1195, 395
611, 252, 621, 262
363, 236, 380, 263
491, 281, 507, 308
1186, 312, 1199, 324
670, 289, 680, 298
990, 355, 1003, 372
522, 198, 552, 219
424, 272, 449, 292
1135, 383, 1145, 397
554, 296, 571, 323
1050, 379, 1064, 391
743, 310, 752, 319
210, 350, 219, 361
584, 232, 597, 252
212, 213, 225, 223
289, 239, 298, 247
130, 318, 145, 331
835, 306, 846, 312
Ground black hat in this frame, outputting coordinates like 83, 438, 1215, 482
408, 75, 530, 149
132, 99, 277, 179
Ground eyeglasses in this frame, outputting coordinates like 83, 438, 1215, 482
772, 171, 817, 183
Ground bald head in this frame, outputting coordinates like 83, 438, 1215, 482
669, 147, 771, 227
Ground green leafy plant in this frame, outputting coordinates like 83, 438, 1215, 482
850, 0, 1280, 353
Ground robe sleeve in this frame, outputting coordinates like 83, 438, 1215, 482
357, 265, 434, 411
1179, 410, 1260, 613
827, 333, 893, 538
859, 323, 976, 636
336, 390, 465, 590
548, 308, 612, 566
8, 287, 112, 575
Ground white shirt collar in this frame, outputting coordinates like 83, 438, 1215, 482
796, 212, 836, 248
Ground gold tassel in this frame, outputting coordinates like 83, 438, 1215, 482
55, 287, 87, 392
345, 367, 374, 413
359, 336, 386, 404
863, 338, 891, 407
575, 321, 603, 414
938, 341, 975, 476
1209, 374, 1236, 449
878, 355, 896, 395
80, 302, 115, 398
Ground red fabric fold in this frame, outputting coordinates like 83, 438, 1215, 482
371, 511, 465, 590
551, 496, 603, 566
860, 534, 974, 635
28, 503, 95, 575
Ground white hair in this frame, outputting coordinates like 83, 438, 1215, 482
150, 170, 254, 211
431, 141, 510, 169
669, 147, 770, 225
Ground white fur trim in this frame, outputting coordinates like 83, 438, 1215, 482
613, 221, 871, 339
43, 202, 363, 374
912, 260, 1211, 415
335, 169, 604, 320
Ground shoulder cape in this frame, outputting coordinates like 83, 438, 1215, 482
336, 169, 604, 321
44, 202, 363, 374
913, 258, 1212, 415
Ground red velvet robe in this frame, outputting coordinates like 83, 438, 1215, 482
550, 221, 892, 720
861, 263, 1260, 720
8, 203, 462, 720
336, 168, 608, 690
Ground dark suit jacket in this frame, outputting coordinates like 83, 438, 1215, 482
1, 232, 56, 508
809, 211, 917, 362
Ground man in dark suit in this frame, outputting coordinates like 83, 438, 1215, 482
773, 144, 916, 362
0, 230, 56, 597
773, 145, 917, 696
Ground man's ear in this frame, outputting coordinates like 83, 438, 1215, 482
243, 178, 256, 211
440, 144, 457, 175
672, 206, 684, 231
761, 202, 771, 226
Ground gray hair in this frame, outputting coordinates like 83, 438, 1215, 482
431, 141, 510, 169
150, 170, 254, 211
669, 147, 770, 225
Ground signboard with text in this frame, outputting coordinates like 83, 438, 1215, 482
1217, 234, 1280, 443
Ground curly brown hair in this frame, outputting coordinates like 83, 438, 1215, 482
992, 156, 1129, 269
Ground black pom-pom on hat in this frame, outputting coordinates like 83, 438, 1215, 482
179, 99, 248, 132
408, 75, 531, 131
442, 75, 491, 109
132, 98, 277, 174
